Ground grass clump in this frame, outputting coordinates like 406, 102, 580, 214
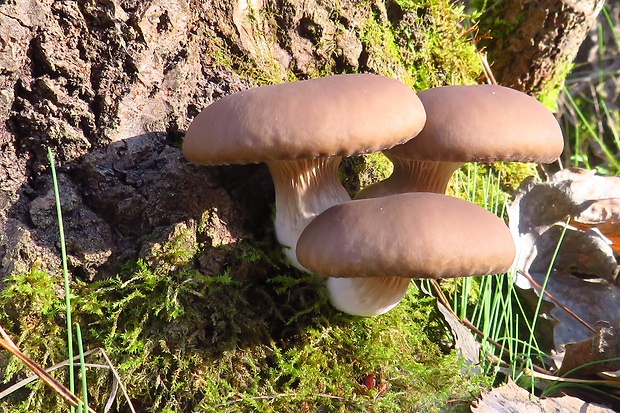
0, 265, 74, 412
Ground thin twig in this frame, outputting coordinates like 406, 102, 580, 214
517, 270, 596, 334
0, 348, 101, 399
0, 325, 98, 413
461, 318, 552, 375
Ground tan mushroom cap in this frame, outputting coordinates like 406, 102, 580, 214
296, 192, 515, 279
384, 84, 564, 163
183, 74, 426, 165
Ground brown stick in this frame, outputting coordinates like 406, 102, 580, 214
0, 325, 98, 413
517, 270, 596, 334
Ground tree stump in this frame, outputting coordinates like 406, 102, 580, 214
475, 0, 604, 104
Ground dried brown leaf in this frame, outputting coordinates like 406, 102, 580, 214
436, 300, 481, 371
508, 168, 620, 354
471, 378, 616, 413
573, 199, 620, 255
558, 321, 620, 377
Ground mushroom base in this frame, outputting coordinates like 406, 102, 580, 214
327, 276, 412, 316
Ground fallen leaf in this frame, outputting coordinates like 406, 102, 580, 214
507, 168, 620, 357
436, 300, 481, 374
518, 271, 620, 353
558, 320, 620, 377
508, 174, 617, 282
471, 378, 616, 413
549, 168, 620, 201
572, 199, 620, 255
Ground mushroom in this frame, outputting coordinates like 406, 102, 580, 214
296, 192, 516, 316
183, 74, 426, 270
355, 84, 564, 199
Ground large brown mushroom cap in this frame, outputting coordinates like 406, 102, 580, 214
384, 84, 564, 163
296, 192, 515, 279
182, 74, 426, 165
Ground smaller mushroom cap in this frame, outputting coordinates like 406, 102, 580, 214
384, 84, 563, 163
296, 192, 515, 278
182, 74, 426, 165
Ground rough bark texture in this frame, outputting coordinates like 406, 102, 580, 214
0, 0, 601, 282
476, 0, 604, 99
0, 0, 377, 280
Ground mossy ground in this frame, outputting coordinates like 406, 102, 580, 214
0, 0, 549, 411
0, 247, 489, 412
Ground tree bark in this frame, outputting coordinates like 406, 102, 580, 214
476, 0, 604, 100
0, 0, 605, 279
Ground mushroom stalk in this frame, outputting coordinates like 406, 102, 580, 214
266, 157, 350, 271
327, 276, 411, 316
356, 156, 463, 199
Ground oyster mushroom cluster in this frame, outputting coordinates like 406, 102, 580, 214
183, 75, 564, 317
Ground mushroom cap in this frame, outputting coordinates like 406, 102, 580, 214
384, 84, 564, 163
183, 74, 426, 165
296, 192, 515, 278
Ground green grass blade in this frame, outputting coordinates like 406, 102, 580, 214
525, 219, 570, 360
76, 324, 89, 412
47, 147, 76, 413
563, 87, 620, 171
602, 6, 620, 53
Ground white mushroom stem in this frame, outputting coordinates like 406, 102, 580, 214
267, 157, 413, 316
355, 156, 463, 199
266, 157, 350, 271
327, 277, 411, 316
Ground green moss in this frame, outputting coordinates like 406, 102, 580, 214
358, 152, 394, 188
357, 9, 413, 83
339, 152, 394, 196
360, 0, 482, 89
445, 162, 539, 215
205, 31, 293, 86
0, 241, 489, 412
469, 0, 528, 52
537, 60, 574, 111
208, 0, 482, 88
487, 162, 540, 194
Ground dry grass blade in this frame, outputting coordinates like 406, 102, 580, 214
0, 345, 136, 413
479, 53, 498, 85
0, 325, 98, 413
96, 347, 137, 413
524, 367, 620, 387
0, 348, 101, 399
